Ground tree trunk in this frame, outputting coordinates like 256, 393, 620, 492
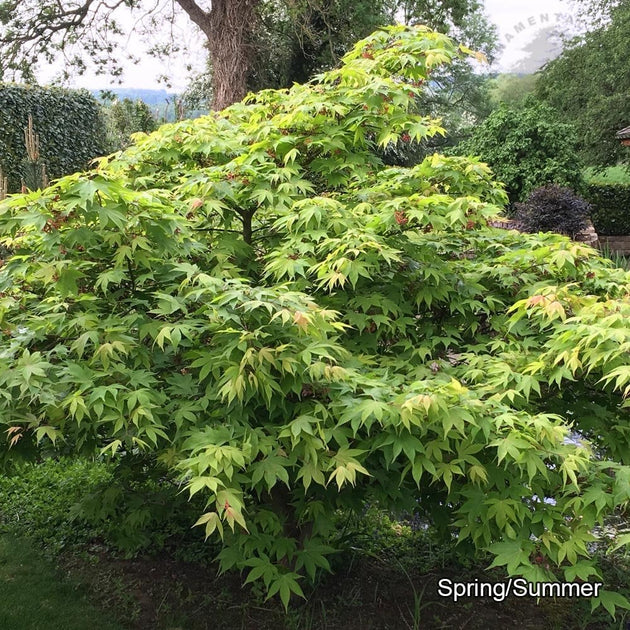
175, 0, 260, 111
208, 0, 259, 110
241, 209, 253, 245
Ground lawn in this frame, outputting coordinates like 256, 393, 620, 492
0, 535, 123, 630
584, 165, 630, 184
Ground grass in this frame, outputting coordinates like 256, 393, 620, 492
584, 165, 630, 184
0, 535, 123, 630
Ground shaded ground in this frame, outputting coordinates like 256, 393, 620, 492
0, 459, 623, 628
0, 536, 123, 630
55, 545, 612, 630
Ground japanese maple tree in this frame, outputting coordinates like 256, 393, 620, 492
1, 25, 630, 614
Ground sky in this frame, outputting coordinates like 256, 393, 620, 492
485, 0, 575, 72
54, 5, 207, 93
47, 0, 576, 92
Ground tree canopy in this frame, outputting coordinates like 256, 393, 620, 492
452, 102, 584, 204
2, 25, 630, 615
536, 1, 630, 170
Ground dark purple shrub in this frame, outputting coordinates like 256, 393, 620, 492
514, 185, 591, 238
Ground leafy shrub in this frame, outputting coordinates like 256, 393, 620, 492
76, 457, 215, 558
0, 457, 213, 559
453, 102, 584, 204
514, 185, 591, 237
585, 182, 630, 235
4, 25, 630, 616
0, 458, 112, 553
0, 84, 106, 193
534, 4, 630, 171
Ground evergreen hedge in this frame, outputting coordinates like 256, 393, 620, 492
586, 182, 630, 235
0, 84, 106, 192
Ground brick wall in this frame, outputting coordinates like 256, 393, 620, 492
598, 235, 630, 255
488, 218, 599, 247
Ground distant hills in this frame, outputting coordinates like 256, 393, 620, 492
90, 88, 209, 122
90, 88, 178, 105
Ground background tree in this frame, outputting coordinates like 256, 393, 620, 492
247, 0, 389, 92
247, 0, 499, 152
488, 74, 538, 110
0, 0, 497, 115
250, 0, 497, 89
414, 9, 497, 152
536, 1, 630, 170
101, 97, 158, 152
0, 0, 261, 110
453, 102, 584, 205
570, 0, 623, 25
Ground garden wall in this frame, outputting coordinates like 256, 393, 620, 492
597, 235, 630, 255
488, 218, 599, 246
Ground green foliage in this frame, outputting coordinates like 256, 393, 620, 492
0, 457, 211, 559
453, 102, 585, 204
514, 185, 591, 238
488, 73, 538, 110
76, 457, 213, 556
0, 84, 106, 193
0, 458, 113, 553
536, 2, 630, 170
3, 25, 630, 616
342, 504, 469, 574
585, 182, 630, 235
572, 0, 624, 23
102, 98, 158, 152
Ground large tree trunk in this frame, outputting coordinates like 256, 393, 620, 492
175, 0, 260, 111
208, 0, 259, 110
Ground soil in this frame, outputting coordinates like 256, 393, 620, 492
57, 547, 612, 629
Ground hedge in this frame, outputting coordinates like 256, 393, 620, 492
0, 84, 106, 192
585, 183, 630, 235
